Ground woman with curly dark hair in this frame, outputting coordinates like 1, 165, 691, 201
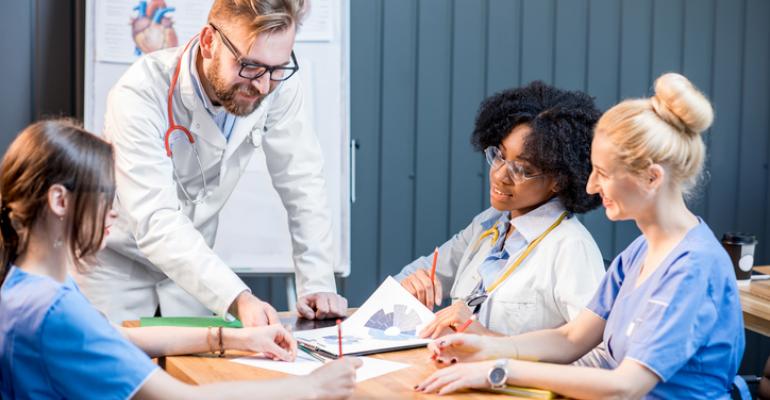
395, 82, 606, 351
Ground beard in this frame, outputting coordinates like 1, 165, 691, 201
206, 56, 267, 116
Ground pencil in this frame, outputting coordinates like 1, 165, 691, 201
430, 246, 439, 293
456, 314, 477, 333
337, 319, 343, 358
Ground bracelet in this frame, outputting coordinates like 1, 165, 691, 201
218, 326, 225, 358
206, 327, 215, 354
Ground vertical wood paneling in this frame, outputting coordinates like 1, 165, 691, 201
414, 0, 453, 259
348, 0, 383, 305
706, 0, 744, 238
583, 0, 621, 258
521, 0, 556, 84
486, 0, 521, 95
681, 0, 715, 217
554, 0, 589, 92
448, 0, 486, 234
0, 2, 33, 150
378, 0, 419, 280
738, 0, 770, 262
612, 0, 653, 255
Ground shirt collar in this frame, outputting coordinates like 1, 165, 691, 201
510, 197, 567, 243
188, 40, 226, 117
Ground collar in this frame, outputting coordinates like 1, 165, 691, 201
510, 197, 568, 243
187, 41, 226, 117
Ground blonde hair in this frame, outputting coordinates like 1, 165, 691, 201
209, 0, 306, 41
596, 73, 714, 195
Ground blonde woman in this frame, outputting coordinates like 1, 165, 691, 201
416, 73, 744, 399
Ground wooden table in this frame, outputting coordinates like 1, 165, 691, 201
127, 312, 516, 399
739, 266, 770, 337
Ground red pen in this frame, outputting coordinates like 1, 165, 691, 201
455, 314, 477, 333
430, 246, 439, 292
337, 319, 343, 358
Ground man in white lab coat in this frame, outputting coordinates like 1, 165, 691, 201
77, 0, 347, 326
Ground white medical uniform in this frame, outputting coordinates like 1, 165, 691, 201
77, 40, 336, 323
396, 199, 610, 366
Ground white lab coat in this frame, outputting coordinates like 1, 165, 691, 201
78, 41, 336, 322
395, 200, 613, 367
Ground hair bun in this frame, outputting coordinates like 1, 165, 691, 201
651, 73, 714, 136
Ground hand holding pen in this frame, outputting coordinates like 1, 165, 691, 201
400, 247, 443, 310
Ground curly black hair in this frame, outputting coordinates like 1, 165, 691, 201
471, 81, 601, 214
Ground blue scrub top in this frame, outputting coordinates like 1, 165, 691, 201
587, 220, 744, 399
0, 266, 157, 400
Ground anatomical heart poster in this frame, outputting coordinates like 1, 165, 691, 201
94, 0, 211, 64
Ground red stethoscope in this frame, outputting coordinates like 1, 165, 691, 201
164, 36, 210, 204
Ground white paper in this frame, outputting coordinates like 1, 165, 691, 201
294, 277, 434, 356
94, 0, 211, 64
231, 351, 410, 382
296, 0, 334, 42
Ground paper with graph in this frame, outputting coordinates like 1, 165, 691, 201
294, 277, 435, 357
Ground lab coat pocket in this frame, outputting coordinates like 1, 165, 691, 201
491, 289, 539, 335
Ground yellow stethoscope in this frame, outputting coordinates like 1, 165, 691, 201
465, 211, 569, 308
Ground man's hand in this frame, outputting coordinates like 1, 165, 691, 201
231, 291, 280, 327
297, 292, 348, 320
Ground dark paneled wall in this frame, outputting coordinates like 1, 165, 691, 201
349, 0, 770, 374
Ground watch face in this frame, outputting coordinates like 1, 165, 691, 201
490, 367, 506, 384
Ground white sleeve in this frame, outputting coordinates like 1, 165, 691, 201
551, 234, 606, 321
261, 78, 336, 298
394, 214, 479, 295
104, 83, 248, 318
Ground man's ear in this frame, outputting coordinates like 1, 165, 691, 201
199, 25, 216, 59
47, 184, 68, 220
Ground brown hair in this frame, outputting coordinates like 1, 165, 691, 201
0, 119, 115, 284
595, 73, 714, 196
209, 0, 306, 42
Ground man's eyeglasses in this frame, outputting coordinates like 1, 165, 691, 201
484, 146, 544, 183
209, 23, 299, 82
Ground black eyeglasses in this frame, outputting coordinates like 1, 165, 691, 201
209, 23, 299, 82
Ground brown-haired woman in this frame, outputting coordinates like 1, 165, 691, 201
0, 119, 360, 400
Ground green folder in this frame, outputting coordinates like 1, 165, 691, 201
139, 316, 243, 328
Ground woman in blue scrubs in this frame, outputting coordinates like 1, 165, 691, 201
0, 119, 360, 400
415, 73, 745, 399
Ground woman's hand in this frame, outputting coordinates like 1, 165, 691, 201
308, 357, 363, 400
229, 325, 297, 361
400, 269, 442, 310
427, 333, 499, 367
419, 301, 485, 338
415, 360, 496, 395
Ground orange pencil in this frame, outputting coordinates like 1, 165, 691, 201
337, 319, 343, 358
430, 246, 439, 290
455, 314, 477, 333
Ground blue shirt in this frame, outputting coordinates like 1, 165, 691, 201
476, 198, 564, 290
587, 220, 744, 399
0, 266, 158, 399
188, 40, 237, 141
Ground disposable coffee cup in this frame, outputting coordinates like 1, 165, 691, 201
721, 232, 757, 283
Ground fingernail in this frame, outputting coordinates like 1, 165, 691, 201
439, 341, 446, 347
437, 358, 444, 364
450, 358, 457, 364
413, 385, 419, 390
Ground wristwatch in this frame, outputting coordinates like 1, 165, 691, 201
487, 359, 508, 389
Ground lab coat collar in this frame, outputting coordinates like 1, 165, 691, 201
509, 197, 567, 243
176, 39, 227, 150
